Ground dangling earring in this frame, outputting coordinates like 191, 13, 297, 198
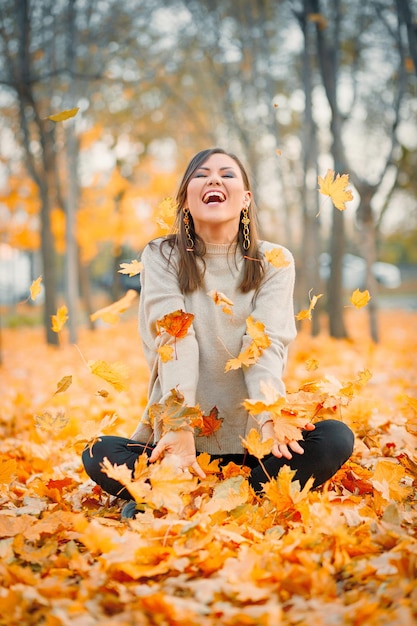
241, 205, 250, 250
183, 206, 194, 251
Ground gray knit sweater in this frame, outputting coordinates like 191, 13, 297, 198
136, 238, 297, 455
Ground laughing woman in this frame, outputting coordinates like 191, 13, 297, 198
82, 147, 354, 518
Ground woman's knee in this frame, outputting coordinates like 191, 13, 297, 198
310, 419, 354, 465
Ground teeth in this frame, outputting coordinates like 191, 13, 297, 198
203, 191, 225, 203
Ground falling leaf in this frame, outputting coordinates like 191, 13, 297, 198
264, 248, 290, 269
47, 107, 79, 122
51, 305, 68, 332
54, 375, 72, 395
307, 13, 328, 29
88, 359, 129, 391
149, 388, 203, 434
118, 260, 143, 277
90, 289, 138, 324
155, 196, 178, 231
158, 345, 175, 363
157, 309, 194, 339
207, 290, 234, 315
295, 292, 323, 321
225, 317, 271, 371
197, 406, 223, 438
305, 359, 319, 371
350, 288, 371, 309
241, 429, 273, 459
318, 169, 354, 211
29, 276, 42, 301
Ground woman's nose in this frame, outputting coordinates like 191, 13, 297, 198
207, 173, 221, 185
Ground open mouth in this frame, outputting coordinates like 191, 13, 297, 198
202, 191, 226, 204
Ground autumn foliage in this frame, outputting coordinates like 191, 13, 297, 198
1, 308, 416, 625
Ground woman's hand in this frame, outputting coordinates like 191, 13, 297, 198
261, 420, 315, 460
149, 429, 206, 479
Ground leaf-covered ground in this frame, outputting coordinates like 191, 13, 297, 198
1, 309, 416, 626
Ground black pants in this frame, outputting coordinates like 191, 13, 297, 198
82, 420, 354, 500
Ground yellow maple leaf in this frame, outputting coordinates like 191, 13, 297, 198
90, 289, 138, 324
264, 248, 290, 269
0, 458, 17, 485
207, 290, 234, 315
88, 360, 129, 391
29, 276, 42, 301
155, 196, 178, 231
295, 292, 323, 321
118, 260, 143, 277
350, 288, 371, 308
241, 429, 273, 459
305, 358, 319, 371
371, 459, 413, 502
47, 107, 79, 122
225, 317, 271, 372
203, 475, 250, 515
149, 388, 203, 434
34, 410, 69, 433
318, 169, 354, 211
75, 413, 119, 456
157, 345, 174, 363
263, 465, 314, 512
243, 381, 287, 418
51, 305, 68, 332
101, 454, 152, 505
149, 456, 198, 512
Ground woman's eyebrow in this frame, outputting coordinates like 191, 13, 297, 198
197, 166, 236, 171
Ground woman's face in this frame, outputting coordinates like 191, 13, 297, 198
185, 153, 251, 244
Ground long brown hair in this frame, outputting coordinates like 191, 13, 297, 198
159, 148, 265, 293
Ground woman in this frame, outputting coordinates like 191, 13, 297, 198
82, 148, 354, 518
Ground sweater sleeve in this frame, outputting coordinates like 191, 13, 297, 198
242, 244, 297, 427
138, 241, 199, 433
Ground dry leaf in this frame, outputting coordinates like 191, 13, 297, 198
241, 429, 273, 459
264, 248, 290, 269
156, 309, 194, 339
54, 375, 72, 395
295, 292, 323, 321
88, 359, 129, 391
207, 290, 234, 315
29, 276, 42, 301
47, 107, 79, 122
90, 289, 138, 324
51, 305, 68, 332
158, 345, 175, 363
350, 288, 371, 309
149, 388, 203, 434
318, 169, 354, 211
118, 260, 143, 277
225, 316, 271, 371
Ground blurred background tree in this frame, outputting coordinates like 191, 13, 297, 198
0, 0, 416, 345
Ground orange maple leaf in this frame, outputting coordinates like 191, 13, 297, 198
350, 288, 371, 309
295, 291, 323, 321
0, 458, 17, 485
51, 305, 68, 332
318, 169, 354, 211
155, 196, 178, 231
156, 309, 194, 339
197, 406, 223, 437
264, 248, 290, 269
